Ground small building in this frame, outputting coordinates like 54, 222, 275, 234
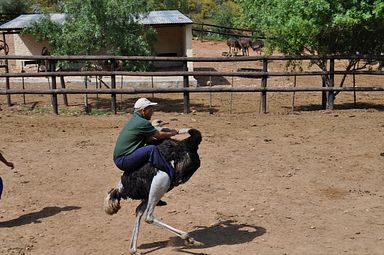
0, 10, 193, 71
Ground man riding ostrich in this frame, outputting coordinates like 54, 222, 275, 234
104, 98, 203, 254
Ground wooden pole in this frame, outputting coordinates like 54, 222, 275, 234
3, 33, 11, 106
353, 73, 356, 107
111, 59, 117, 114
84, 76, 88, 113
200, 23, 204, 41
60, 76, 68, 106
230, 74, 234, 114
96, 76, 100, 102
261, 58, 268, 113
21, 66, 26, 104
50, 60, 58, 114
291, 75, 297, 111
321, 77, 327, 109
327, 59, 335, 110
120, 75, 123, 108
183, 60, 190, 114
321, 60, 327, 109
208, 76, 213, 114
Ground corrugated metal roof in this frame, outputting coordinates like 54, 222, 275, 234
140, 10, 193, 25
0, 10, 192, 31
0, 13, 65, 30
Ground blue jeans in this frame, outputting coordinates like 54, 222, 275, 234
114, 145, 174, 180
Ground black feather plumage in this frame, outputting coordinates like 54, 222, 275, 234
119, 128, 202, 200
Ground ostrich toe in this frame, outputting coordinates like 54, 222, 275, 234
184, 236, 204, 247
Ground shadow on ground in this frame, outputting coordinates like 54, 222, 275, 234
139, 219, 266, 254
193, 67, 231, 86
291, 102, 384, 112
0, 206, 81, 228
84, 97, 219, 114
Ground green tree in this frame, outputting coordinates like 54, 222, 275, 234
0, 0, 31, 24
24, 0, 155, 70
211, 1, 241, 29
149, 0, 189, 14
188, 0, 217, 23
238, 0, 384, 107
238, 0, 384, 55
30, 0, 67, 12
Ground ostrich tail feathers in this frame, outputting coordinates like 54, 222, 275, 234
104, 188, 121, 215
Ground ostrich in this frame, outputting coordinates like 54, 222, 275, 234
238, 37, 264, 56
226, 38, 241, 56
252, 39, 265, 55
38, 47, 51, 72
104, 128, 203, 254
0, 40, 9, 55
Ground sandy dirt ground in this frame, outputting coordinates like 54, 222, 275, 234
1, 39, 384, 255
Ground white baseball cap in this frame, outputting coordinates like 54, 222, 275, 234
134, 98, 158, 111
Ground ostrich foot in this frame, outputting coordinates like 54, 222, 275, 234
129, 248, 140, 255
183, 235, 204, 247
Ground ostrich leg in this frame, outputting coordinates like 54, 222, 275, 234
129, 201, 147, 255
144, 171, 203, 246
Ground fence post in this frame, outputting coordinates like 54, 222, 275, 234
200, 23, 204, 41
83, 76, 90, 113
4, 61, 11, 107
111, 59, 117, 114
321, 59, 327, 109
2, 33, 11, 106
353, 73, 356, 107
183, 60, 190, 114
21, 67, 26, 104
261, 58, 268, 113
60, 76, 68, 106
321, 76, 327, 109
327, 58, 335, 110
5, 69, 11, 106
50, 60, 58, 115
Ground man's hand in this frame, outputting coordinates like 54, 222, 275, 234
170, 129, 179, 136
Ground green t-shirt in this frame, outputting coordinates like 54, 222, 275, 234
113, 112, 157, 159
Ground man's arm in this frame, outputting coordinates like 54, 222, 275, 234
153, 129, 178, 140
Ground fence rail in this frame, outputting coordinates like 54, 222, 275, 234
1, 70, 384, 78
2, 86, 384, 95
1, 54, 383, 114
2, 54, 383, 61
192, 22, 260, 39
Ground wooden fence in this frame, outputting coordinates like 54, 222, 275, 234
192, 22, 260, 39
0, 54, 384, 114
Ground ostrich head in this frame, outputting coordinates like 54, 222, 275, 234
251, 39, 264, 51
151, 119, 171, 132
151, 119, 169, 128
